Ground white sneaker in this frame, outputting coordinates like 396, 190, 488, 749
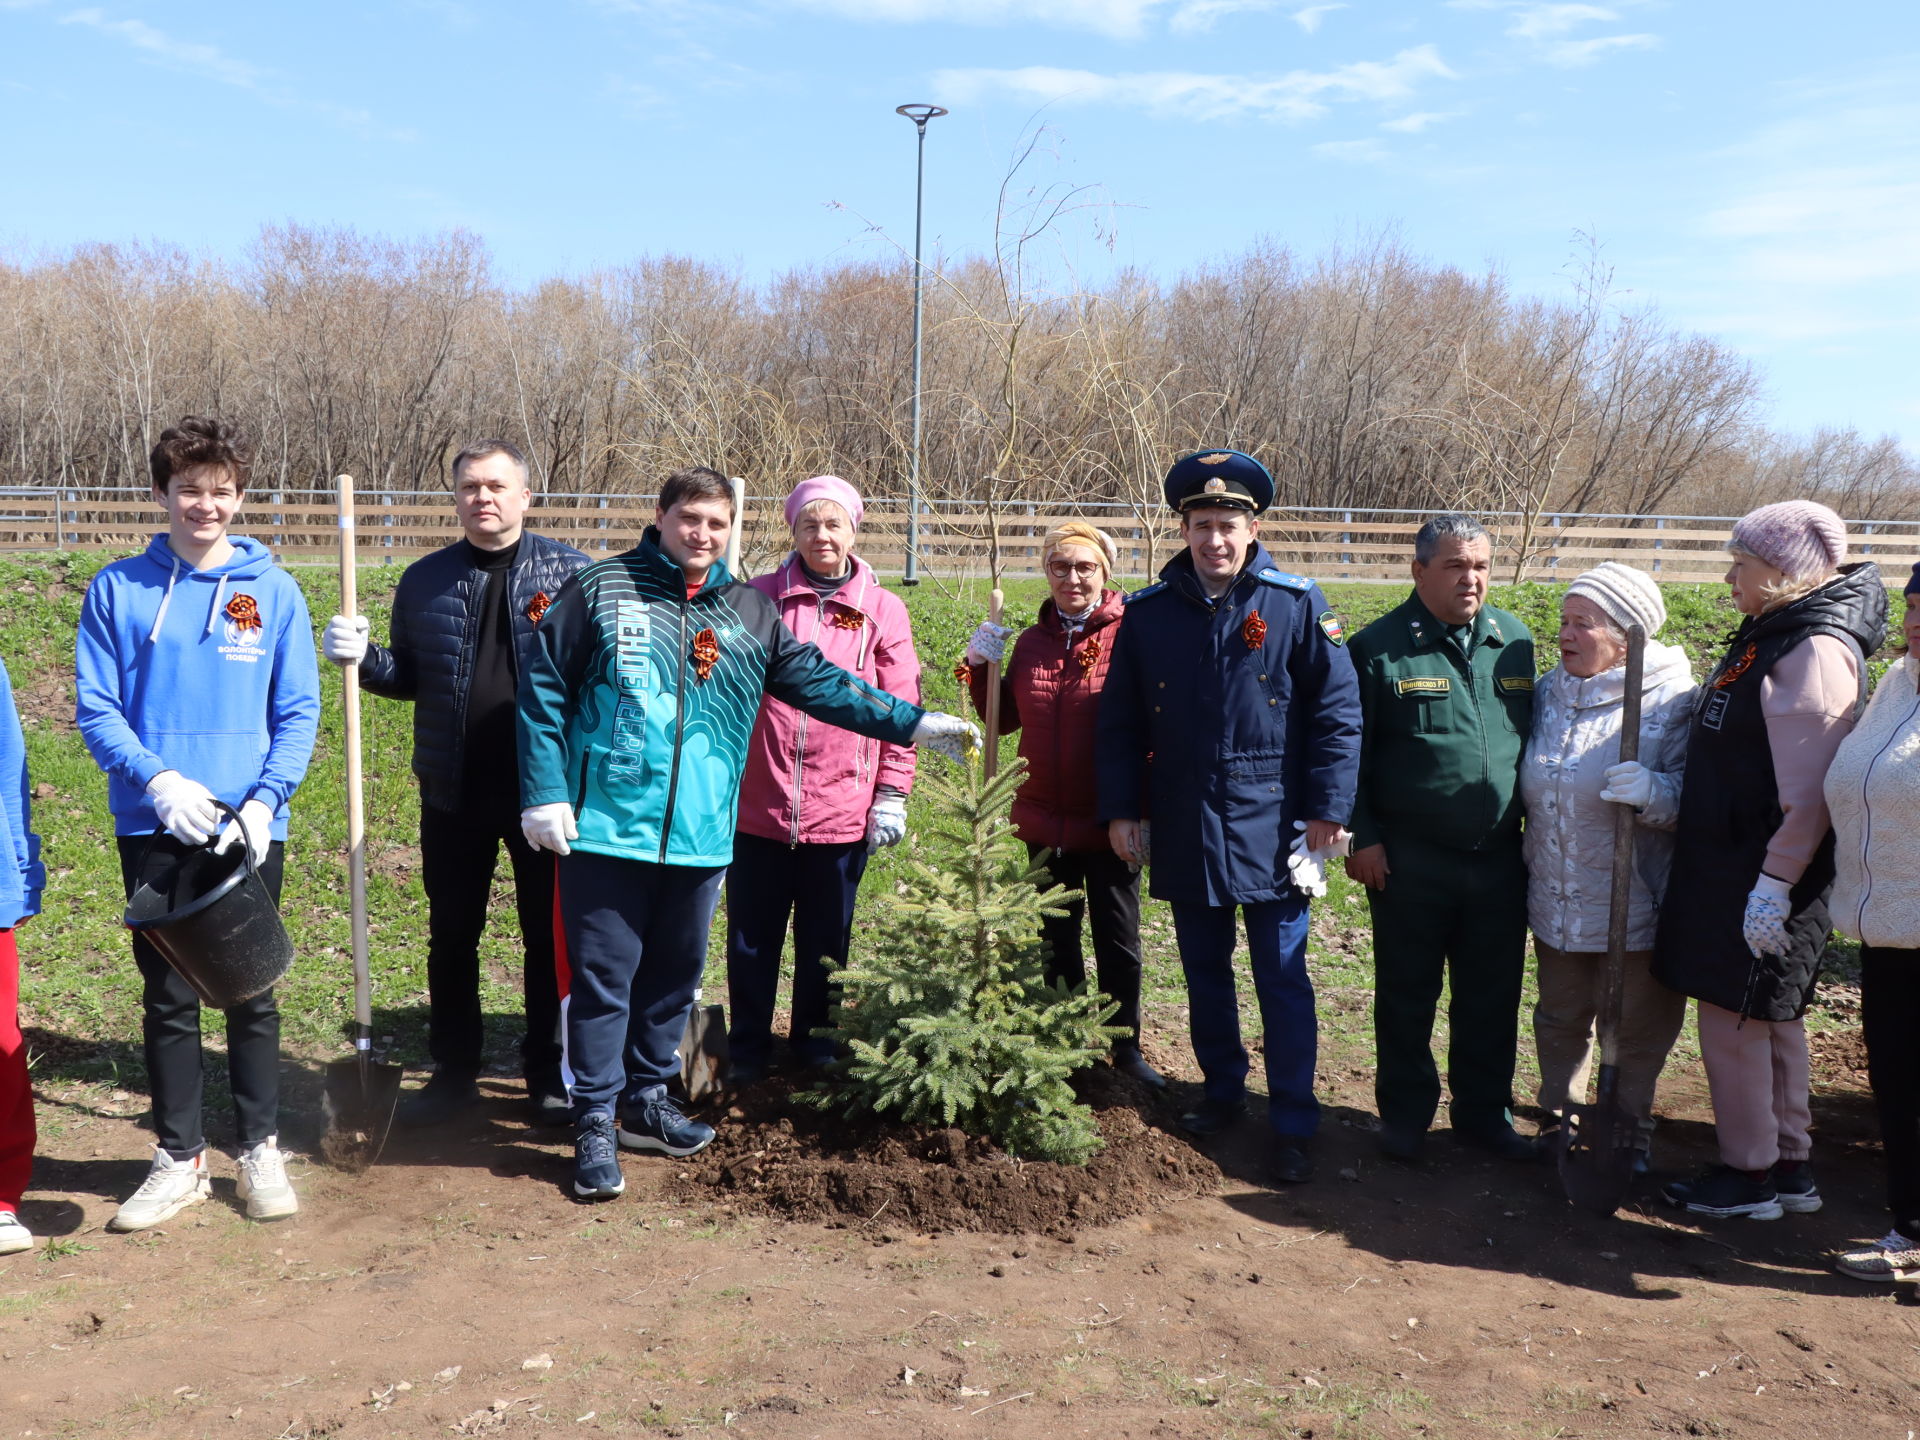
110, 1146, 211, 1232
1834, 1228, 1920, 1283
235, 1136, 299, 1221
0, 1211, 30, 1255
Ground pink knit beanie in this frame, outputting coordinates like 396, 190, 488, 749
1730, 500, 1847, 581
784, 475, 864, 529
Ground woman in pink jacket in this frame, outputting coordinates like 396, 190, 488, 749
726, 476, 921, 1083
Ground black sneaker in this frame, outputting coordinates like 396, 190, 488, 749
1771, 1160, 1823, 1214
1270, 1137, 1314, 1185
397, 1069, 480, 1128
618, 1089, 716, 1157
1374, 1121, 1426, 1163
527, 1073, 572, 1128
1454, 1123, 1542, 1163
1177, 1097, 1245, 1138
1661, 1164, 1782, 1220
573, 1111, 625, 1200
1112, 1044, 1168, 1090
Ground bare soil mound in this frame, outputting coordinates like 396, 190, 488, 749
674, 1065, 1221, 1236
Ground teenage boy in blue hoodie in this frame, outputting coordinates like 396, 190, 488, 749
74, 417, 320, 1231
0, 652, 44, 1257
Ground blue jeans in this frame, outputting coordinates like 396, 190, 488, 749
556, 852, 725, 1114
1172, 895, 1318, 1139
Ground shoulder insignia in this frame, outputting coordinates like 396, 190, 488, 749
1395, 676, 1451, 696
1255, 567, 1311, 592
1318, 610, 1345, 646
1486, 614, 1504, 641
1408, 616, 1430, 646
1124, 582, 1167, 605
1497, 675, 1535, 694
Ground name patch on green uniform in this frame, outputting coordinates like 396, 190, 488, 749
1497, 675, 1535, 694
1395, 676, 1451, 696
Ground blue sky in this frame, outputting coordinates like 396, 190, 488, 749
3, 1, 1915, 448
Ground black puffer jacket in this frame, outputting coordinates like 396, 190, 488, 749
1653, 562, 1888, 1020
360, 532, 588, 812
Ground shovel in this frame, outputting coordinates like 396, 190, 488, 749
321, 473, 405, 1171
1558, 622, 1649, 1217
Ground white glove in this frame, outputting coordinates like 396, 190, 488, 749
521, 802, 578, 856
963, 622, 1014, 667
322, 614, 370, 666
213, 798, 275, 867
865, 794, 908, 853
1742, 873, 1793, 958
1599, 760, 1653, 810
146, 771, 221, 846
911, 712, 982, 765
1286, 819, 1352, 898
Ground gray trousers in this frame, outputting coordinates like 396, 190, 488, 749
1531, 939, 1686, 1123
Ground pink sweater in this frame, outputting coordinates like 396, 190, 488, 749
1761, 634, 1862, 883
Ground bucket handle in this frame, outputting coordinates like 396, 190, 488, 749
132, 799, 259, 884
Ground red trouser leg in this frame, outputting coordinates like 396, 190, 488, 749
0, 929, 31, 1213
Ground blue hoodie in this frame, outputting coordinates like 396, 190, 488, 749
0, 655, 44, 929
75, 535, 321, 840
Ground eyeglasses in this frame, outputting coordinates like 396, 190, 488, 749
1046, 560, 1103, 580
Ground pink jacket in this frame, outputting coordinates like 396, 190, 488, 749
735, 553, 921, 845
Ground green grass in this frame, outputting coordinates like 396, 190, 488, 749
0, 550, 1874, 1100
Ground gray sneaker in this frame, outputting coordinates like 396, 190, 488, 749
110, 1146, 211, 1232
0, 1211, 30, 1256
236, 1136, 299, 1221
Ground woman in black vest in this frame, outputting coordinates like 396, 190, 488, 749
1654, 501, 1886, 1221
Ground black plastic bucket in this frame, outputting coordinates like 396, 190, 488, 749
123, 803, 295, 1009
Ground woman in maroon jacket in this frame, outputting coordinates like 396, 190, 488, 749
965, 521, 1165, 1087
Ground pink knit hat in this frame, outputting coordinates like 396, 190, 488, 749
1730, 500, 1846, 581
784, 475, 864, 529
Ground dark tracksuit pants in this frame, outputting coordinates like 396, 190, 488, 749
418, 799, 562, 1079
1861, 945, 1920, 1242
1366, 836, 1528, 1135
725, 832, 867, 1069
1173, 894, 1319, 1138
556, 851, 724, 1115
117, 836, 284, 1158
1029, 843, 1144, 1046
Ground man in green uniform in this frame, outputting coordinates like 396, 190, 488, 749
1346, 514, 1539, 1163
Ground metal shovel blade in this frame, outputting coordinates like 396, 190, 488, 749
320, 1054, 405, 1173
1557, 1065, 1643, 1217
681, 1003, 730, 1103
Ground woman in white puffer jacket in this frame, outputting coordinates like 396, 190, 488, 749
1822, 566, 1920, 1282
1521, 562, 1696, 1141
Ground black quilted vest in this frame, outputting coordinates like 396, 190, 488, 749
1651, 563, 1886, 1020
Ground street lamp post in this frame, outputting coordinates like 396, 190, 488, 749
895, 102, 946, 586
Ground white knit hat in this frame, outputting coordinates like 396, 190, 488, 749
1566, 561, 1665, 637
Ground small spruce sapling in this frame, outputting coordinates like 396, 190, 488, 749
814, 756, 1125, 1163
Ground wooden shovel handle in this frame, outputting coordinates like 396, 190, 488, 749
1597, 624, 1646, 1045
337, 475, 372, 1039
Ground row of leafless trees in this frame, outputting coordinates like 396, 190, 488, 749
3, 223, 1914, 543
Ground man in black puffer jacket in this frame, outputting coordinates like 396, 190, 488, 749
322, 440, 587, 1127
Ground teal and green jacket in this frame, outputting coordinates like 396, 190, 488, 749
517, 530, 925, 867
1347, 592, 1536, 855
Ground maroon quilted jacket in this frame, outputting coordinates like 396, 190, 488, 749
968, 589, 1124, 854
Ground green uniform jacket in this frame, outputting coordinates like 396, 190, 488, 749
517, 530, 924, 868
1348, 593, 1536, 855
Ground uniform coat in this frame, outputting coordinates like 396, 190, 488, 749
969, 589, 1124, 854
1096, 542, 1362, 907
734, 553, 919, 846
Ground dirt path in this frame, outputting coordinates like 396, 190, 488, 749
7, 1050, 1917, 1440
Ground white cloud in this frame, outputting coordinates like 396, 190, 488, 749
1540, 32, 1657, 66
936, 45, 1455, 122
1289, 3, 1344, 33
1169, 0, 1280, 35
60, 9, 264, 89
1312, 138, 1388, 163
1504, 3, 1616, 40
1380, 109, 1458, 132
783, 0, 1169, 38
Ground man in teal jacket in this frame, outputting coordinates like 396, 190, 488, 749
517, 466, 976, 1200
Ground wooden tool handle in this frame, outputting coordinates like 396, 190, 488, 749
337, 475, 372, 1039
1598, 624, 1647, 1045
983, 587, 1005, 780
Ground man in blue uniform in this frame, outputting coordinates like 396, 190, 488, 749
1097, 449, 1362, 1184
